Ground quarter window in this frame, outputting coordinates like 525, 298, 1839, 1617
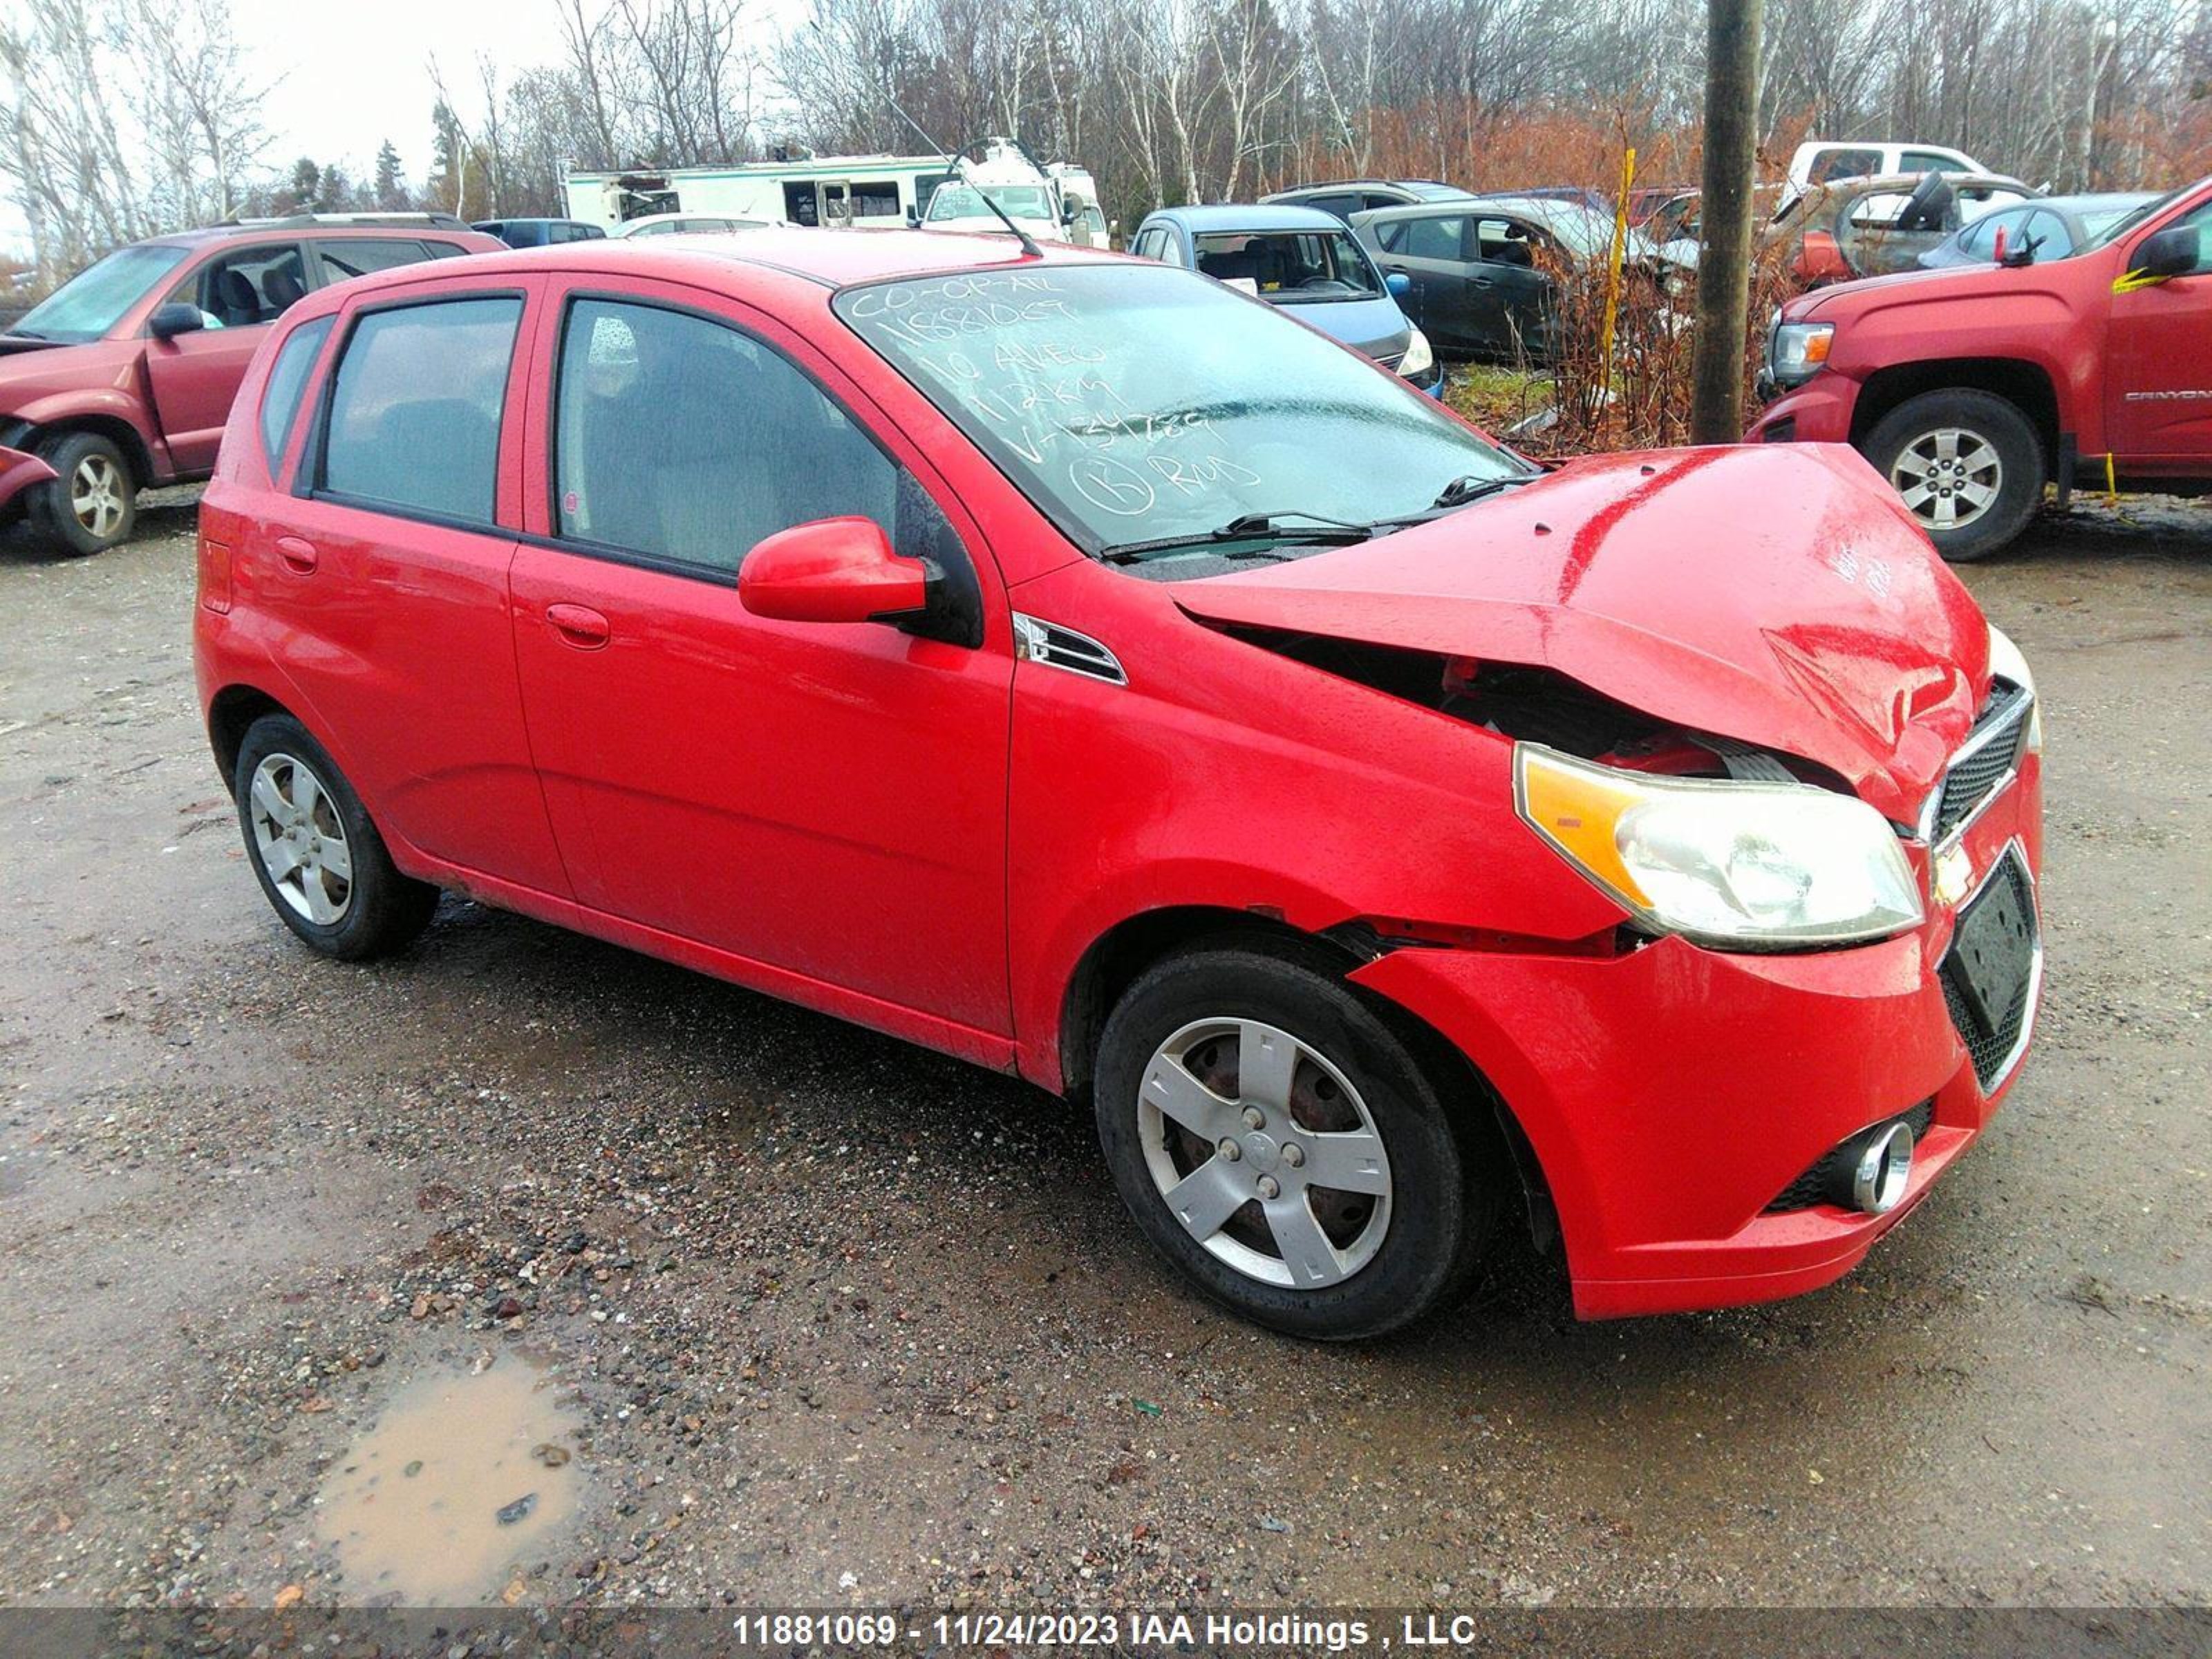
171, 243, 308, 329
259, 315, 333, 473
319, 296, 521, 523
552, 298, 903, 574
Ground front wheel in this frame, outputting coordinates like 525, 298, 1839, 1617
1094, 948, 1499, 1340
30, 431, 138, 555
1861, 390, 2044, 562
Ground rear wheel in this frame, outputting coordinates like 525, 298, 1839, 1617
1862, 389, 2043, 562
30, 431, 138, 556
1094, 947, 1499, 1340
233, 714, 438, 960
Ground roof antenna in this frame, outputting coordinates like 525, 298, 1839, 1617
885, 96, 1042, 259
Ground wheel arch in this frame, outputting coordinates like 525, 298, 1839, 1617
205, 683, 294, 783
1849, 357, 2061, 469
24, 412, 160, 488
1058, 906, 1557, 1259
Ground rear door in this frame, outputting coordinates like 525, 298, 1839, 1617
1369, 212, 1472, 346
505, 278, 1014, 1038
2107, 198, 2212, 467
254, 273, 571, 897
144, 240, 310, 474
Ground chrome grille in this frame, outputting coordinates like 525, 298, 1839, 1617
1925, 679, 2033, 843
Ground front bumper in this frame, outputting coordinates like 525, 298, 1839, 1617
1351, 756, 2043, 1320
1745, 371, 1857, 444
0, 443, 57, 516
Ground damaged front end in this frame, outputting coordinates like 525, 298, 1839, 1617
0, 444, 57, 519
1199, 621, 1927, 954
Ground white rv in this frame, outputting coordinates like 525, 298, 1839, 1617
915, 139, 1113, 248
563, 154, 958, 233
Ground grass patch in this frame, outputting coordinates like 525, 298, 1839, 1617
1445, 363, 1554, 436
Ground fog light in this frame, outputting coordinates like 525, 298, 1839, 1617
1850, 1121, 1915, 1215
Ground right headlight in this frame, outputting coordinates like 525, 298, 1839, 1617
1515, 745, 1924, 950
1768, 319, 1835, 386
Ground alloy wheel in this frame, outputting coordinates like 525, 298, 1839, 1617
1136, 1018, 1392, 1289
1890, 427, 2002, 531
69, 453, 126, 541
247, 753, 354, 925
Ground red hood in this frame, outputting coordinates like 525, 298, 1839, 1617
1176, 444, 1989, 823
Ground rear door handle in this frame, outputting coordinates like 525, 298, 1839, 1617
545, 602, 610, 650
275, 535, 318, 574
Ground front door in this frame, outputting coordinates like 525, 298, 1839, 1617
145, 241, 310, 473
1371, 212, 1471, 347
1468, 216, 1557, 358
507, 281, 1013, 1038
2107, 200, 2212, 467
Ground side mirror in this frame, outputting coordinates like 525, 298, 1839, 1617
1385, 271, 1412, 298
738, 516, 930, 626
905, 205, 919, 227
1061, 201, 1079, 226
149, 302, 205, 341
2128, 225, 2202, 283
1897, 171, 1953, 233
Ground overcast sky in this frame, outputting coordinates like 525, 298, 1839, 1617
2, 0, 806, 251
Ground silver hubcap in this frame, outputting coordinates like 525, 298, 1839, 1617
69, 454, 126, 540
1891, 427, 2001, 530
248, 753, 353, 925
1138, 1018, 1391, 1290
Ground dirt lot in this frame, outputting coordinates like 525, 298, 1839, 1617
0, 488, 2206, 1617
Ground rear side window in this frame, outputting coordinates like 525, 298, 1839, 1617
552, 297, 899, 574
319, 296, 521, 524
259, 316, 333, 472
171, 243, 308, 328
315, 239, 440, 281
1809, 147, 1882, 184
1900, 149, 1962, 174
1400, 214, 1467, 261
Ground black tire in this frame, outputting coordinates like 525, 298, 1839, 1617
1860, 389, 2043, 563
232, 714, 438, 960
1094, 946, 1501, 1340
29, 431, 138, 556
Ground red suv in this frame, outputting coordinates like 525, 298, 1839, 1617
1752, 176, 2212, 560
0, 215, 499, 554
195, 232, 2044, 1337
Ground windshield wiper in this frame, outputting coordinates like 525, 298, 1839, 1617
1099, 509, 1378, 564
2, 328, 50, 341
1430, 471, 1539, 509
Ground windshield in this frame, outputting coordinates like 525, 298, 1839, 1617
12, 243, 189, 342
2079, 182, 2199, 252
927, 185, 1055, 223
1192, 229, 1382, 301
835, 264, 1520, 561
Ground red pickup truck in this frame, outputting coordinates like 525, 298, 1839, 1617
0, 216, 499, 554
1750, 175, 2212, 560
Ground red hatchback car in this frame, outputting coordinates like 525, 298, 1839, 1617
194, 232, 2045, 1338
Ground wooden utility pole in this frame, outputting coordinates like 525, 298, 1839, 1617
1690, 0, 1764, 444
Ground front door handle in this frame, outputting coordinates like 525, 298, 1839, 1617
545, 602, 610, 650
275, 535, 318, 574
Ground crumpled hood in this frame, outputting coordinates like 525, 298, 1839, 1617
1177, 444, 1990, 823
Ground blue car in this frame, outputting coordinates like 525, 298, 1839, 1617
1127, 203, 1443, 395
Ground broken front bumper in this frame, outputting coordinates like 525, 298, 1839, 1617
0, 444, 58, 516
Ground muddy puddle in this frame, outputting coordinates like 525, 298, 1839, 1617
317, 1357, 583, 1604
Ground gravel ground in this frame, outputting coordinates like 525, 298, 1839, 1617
0, 487, 2206, 1616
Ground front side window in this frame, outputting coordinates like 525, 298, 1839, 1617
1474, 218, 1544, 267
1810, 147, 1882, 185
554, 298, 899, 574
171, 243, 308, 329
1192, 231, 1382, 301
259, 315, 334, 472
1400, 215, 1467, 261
320, 295, 521, 523
836, 265, 1520, 562
12, 243, 190, 343
316, 238, 440, 281
1900, 149, 1963, 174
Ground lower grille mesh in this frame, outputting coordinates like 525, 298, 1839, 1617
1938, 852, 2038, 1091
